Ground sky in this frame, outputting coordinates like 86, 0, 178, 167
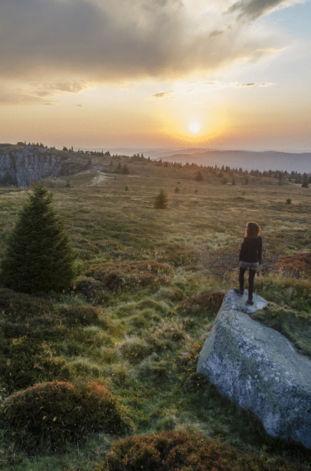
0, 0, 310, 151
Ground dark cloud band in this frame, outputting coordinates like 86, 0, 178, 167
228, 0, 295, 19
0, 0, 296, 86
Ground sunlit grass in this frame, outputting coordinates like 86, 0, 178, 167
0, 166, 310, 469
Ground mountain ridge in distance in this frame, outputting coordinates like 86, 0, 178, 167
149, 148, 311, 172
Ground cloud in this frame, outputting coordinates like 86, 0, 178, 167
0, 80, 87, 105
0, 0, 298, 88
238, 81, 275, 88
203, 80, 275, 89
0, 90, 52, 105
228, 0, 301, 20
35, 81, 88, 97
209, 30, 225, 38
0, 0, 188, 80
153, 91, 171, 98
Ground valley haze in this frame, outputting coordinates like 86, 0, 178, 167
93, 147, 311, 173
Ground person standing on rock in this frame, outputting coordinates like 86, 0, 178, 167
236, 222, 262, 305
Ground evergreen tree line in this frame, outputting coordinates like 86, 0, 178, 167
14, 142, 311, 185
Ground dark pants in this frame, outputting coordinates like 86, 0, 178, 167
239, 267, 256, 301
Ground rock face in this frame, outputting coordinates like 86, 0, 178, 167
0, 144, 91, 186
197, 289, 311, 449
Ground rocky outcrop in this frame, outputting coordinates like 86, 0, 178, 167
197, 289, 311, 449
0, 144, 91, 186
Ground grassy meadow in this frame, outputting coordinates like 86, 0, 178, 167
0, 159, 310, 470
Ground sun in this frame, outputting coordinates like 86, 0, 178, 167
188, 120, 202, 135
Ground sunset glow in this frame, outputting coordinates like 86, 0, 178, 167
0, 1, 310, 151
188, 121, 202, 135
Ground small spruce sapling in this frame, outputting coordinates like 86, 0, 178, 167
1, 185, 75, 293
154, 190, 168, 209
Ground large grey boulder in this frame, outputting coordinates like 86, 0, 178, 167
197, 289, 311, 449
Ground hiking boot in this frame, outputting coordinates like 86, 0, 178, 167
234, 288, 243, 296
246, 299, 254, 306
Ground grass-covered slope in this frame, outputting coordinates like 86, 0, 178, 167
0, 160, 310, 470
254, 303, 311, 358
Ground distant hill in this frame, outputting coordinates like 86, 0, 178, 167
1, 143, 310, 187
154, 149, 311, 173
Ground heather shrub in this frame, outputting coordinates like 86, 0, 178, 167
86, 260, 173, 292
0, 288, 52, 322
118, 337, 153, 364
0, 339, 70, 393
178, 291, 224, 317
0, 291, 64, 341
57, 304, 101, 326
1, 381, 132, 453
74, 275, 103, 302
275, 252, 311, 279
256, 275, 311, 311
159, 244, 199, 267
0, 289, 70, 392
101, 430, 296, 471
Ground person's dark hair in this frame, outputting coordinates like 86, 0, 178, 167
245, 222, 260, 238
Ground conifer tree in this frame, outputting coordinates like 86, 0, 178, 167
154, 190, 168, 209
1, 185, 74, 294
195, 171, 204, 182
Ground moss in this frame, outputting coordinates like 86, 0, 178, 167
1, 381, 132, 453
100, 430, 298, 471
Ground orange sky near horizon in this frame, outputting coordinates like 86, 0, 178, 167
0, 0, 310, 151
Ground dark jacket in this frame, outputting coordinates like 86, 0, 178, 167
239, 236, 262, 264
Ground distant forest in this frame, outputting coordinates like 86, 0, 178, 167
12, 141, 311, 187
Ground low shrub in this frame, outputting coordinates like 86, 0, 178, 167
178, 291, 224, 317
119, 337, 153, 364
0, 289, 70, 393
101, 430, 296, 471
0, 288, 52, 322
0, 338, 70, 393
0, 288, 65, 339
256, 275, 311, 311
73, 276, 103, 302
86, 260, 173, 292
150, 321, 187, 345
137, 354, 169, 382
1, 381, 132, 453
159, 245, 199, 267
275, 252, 311, 279
57, 304, 101, 326
177, 342, 203, 375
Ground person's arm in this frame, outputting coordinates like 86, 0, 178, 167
258, 237, 263, 264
